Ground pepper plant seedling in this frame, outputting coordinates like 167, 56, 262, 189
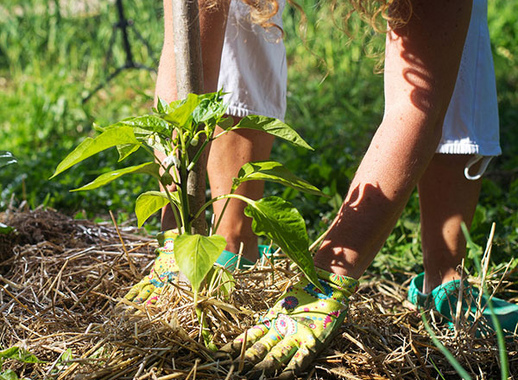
51, 91, 325, 300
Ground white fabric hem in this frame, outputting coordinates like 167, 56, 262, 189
436, 142, 501, 156
226, 104, 285, 122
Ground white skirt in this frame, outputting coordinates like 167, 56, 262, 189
217, 0, 501, 160
218, 0, 287, 121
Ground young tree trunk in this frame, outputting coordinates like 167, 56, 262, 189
171, 0, 207, 235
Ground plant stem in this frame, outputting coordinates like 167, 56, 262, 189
162, 185, 184, 232
187, 138, 210, 171
178, 128, 192, 233
212, 198, 231, 235
193, 193, 253, 222
213, 126, 237, 140
150, 147, 184, 231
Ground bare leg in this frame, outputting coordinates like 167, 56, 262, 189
418, 154, 482, 293
161, 126, 274, 262
157, 0, 229, 231
208, 127, 275, 261
313, 0, 473, 278
156, 0, 272, 261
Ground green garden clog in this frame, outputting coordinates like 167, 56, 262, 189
215, 244, 274, 270
408, 272, 518, 336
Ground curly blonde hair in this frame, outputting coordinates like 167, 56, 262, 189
204, 0, 411, 30
343, 0, 412, 31
202, 0, 281, 29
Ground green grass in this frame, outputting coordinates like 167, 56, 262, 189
0, 0, 161, 225
0, 0, 517, 284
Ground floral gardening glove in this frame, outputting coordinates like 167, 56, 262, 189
124, 230, 179, 305
217, 268, 358, 379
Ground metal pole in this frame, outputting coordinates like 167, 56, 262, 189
171, 0, 207, 235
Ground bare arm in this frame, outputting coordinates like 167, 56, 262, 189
314, 0, 473, 278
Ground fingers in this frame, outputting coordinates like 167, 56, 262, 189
124, 279, 166, 305
247, 337, 299, 379
251, 325, 320, 379
131, 283, 156, 304
124, 282, 145, 302
244, 337, 318, 380
241, 330, 282, 371
145, 287, 164, 305
278, 343, 319, 380
217, 323, 269, 358
217, 322, 322, 379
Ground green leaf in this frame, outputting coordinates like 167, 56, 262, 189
72, 162, 161, 192
116, 143, 141, 162
51, 126, 140, 178
0, 347, 19, 360
174, 234, 227, 292
233, 161, 326, 196
192, 94, 228, 125
155, 97, 182, 115
59, 348, 74, 363
206, 266, 236, 298
0, 346, 43, 364
155, 98, 168, 114
163, 93, 200, 129
135, 191, 178, 227
0, 151, 17, 170
234, 116, 314, 150
118, 115, 170, 135
0, 223, 14, 235
243, 196, 319, 287
217, 116, 234, 130
0, 369, 19, 380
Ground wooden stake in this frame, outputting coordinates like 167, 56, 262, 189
171, 0, 207, 235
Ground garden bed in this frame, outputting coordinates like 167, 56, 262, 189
1, 209, 516, 379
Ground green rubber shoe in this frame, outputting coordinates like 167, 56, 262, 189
215, 244, 274, 271
408, 272, 518, 336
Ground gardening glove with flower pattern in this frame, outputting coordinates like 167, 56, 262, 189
124, 230, 179, 305
217, 268, 358, 379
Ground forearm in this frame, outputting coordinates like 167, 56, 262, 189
314, 0, 473, 278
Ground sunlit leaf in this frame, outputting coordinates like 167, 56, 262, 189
0, 346, 43, 364
0, 369, 19, 380
135, 191, 178, 227
116, 143, 141, 162
163, 93, 200, 130
243, 196, 319, 287
51, 126, 140, 178
233, 160, 326, 196
174, 234, 227, 292
234, 115, 314, 150
111, 115, 170, 136
192, 94, 228, 125
72, 162, 160, 192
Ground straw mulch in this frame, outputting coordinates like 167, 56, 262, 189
1, 209, 517, 379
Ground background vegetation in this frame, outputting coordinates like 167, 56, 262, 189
1, 0, 517, 285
